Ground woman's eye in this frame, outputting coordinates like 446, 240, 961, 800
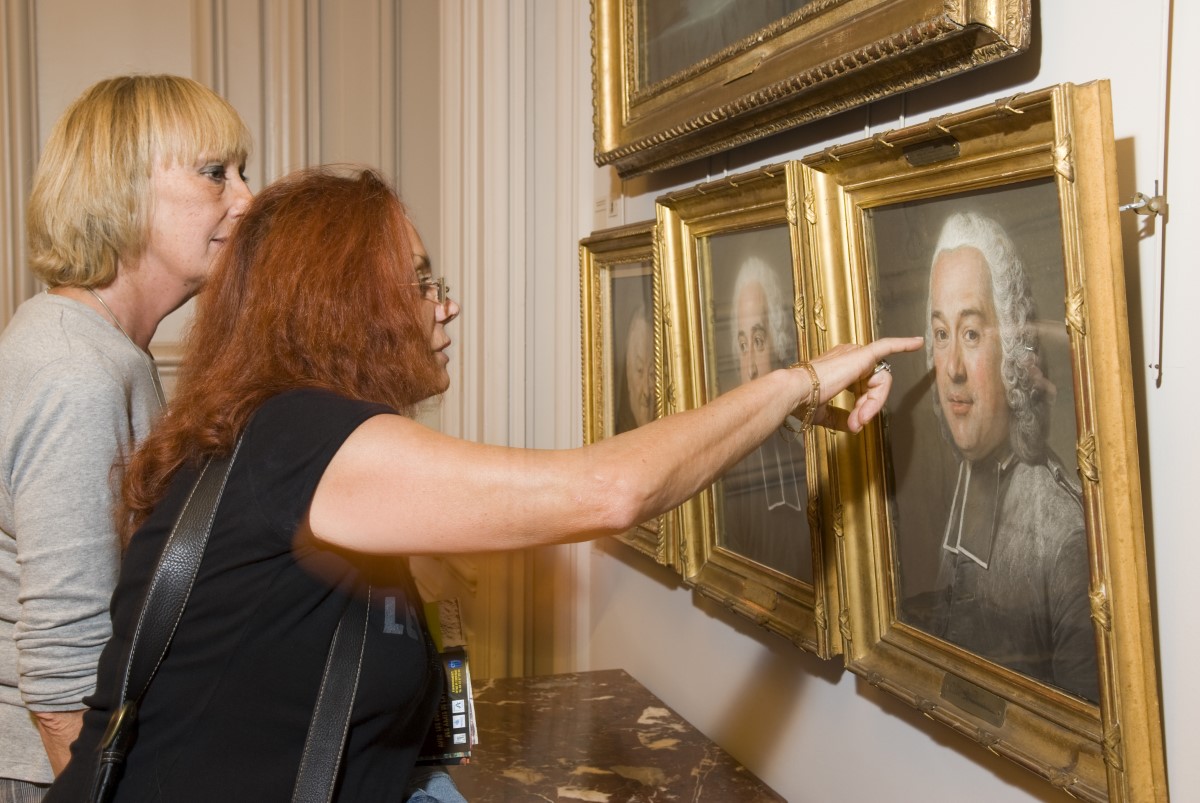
202, 165, 227, 182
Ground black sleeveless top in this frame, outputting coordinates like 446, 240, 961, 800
49, 388, 439, 802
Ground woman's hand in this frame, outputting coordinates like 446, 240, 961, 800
807, 336, 924, 433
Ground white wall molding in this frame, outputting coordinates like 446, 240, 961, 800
261, 0, 319, 175
433, 0, 592, 678
431, 0, 594, 679
1, 0, 38, 326
191, 0, 227, 96
527, 1, 591, 676
374, 0, 400, 180
435, 0, 593, 678
435, 0, 531, 680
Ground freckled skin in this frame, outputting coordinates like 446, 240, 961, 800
139, 157, 252, 294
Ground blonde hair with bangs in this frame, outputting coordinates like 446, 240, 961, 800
26, 74, 252, 288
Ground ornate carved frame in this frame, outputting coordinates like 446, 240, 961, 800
580, 221, 677, 567
802, 81, 1165, 801
592, 0, 1031, 177
656, 164, 841, 657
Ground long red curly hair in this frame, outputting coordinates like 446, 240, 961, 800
120, 166, 445, 542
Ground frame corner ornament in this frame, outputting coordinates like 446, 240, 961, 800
1089, 584, 1112, 632
1102, 721, 1125, 772
1066, 286, 1089, 337
1077, 433, 1101, 485
1055, 133, 1076, 182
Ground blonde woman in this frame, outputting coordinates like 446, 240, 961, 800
0, 75, 251, 800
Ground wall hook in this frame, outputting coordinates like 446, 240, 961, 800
1119, 191, 1167, 217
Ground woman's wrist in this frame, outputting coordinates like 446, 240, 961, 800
782, 361, 820, 436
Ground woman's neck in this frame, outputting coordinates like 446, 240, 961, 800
48, 278, 169, 352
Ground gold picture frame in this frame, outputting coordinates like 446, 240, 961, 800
580, 221, 676, 566
656, 163, 840, 657
592, 0, 1031, 177
801, 81, 1165, 800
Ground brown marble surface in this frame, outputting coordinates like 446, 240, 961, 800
447, 668, 783, 802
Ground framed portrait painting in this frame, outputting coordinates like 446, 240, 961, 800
580, 221, 676, 566
657, 163, 840, 657
801, 82, 1166, 800
592, 0, 1031, 176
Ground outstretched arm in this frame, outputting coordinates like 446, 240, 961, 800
304, 336, 922, 555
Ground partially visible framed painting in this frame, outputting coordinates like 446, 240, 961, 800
657, 163, 840, 657
801, 82, 1166, 800
592, 0, 1031, 176
580, 221, 676, 566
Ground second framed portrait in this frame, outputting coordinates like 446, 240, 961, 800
657, 163, 840, 657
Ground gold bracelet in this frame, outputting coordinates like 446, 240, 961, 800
782, 361, 820, 437
781, 415, 804, 438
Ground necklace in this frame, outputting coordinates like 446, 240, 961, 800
87, 287, 167, 410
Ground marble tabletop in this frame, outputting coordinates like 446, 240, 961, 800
447, 668, 784, 802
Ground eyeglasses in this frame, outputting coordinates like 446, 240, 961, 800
411, 276, 451, 306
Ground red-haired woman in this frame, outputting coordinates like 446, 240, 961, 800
48, 167, 921, 801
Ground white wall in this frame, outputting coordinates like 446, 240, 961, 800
584, 2, 1195, 801
1147, 1, 1198, 798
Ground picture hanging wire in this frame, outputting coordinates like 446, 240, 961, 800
1118, 181, 1167, 387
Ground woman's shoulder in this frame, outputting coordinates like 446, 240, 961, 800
253, 387, 396, 427
242, 388, 398, 472
238, 389, 399, 540
0, 293, 141, 381
0, 323, 137, 430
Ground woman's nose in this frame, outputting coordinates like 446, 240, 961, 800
230, 175, 253, 216
437, 295, 460, 324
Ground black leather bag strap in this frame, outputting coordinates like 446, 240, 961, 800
292, 587, 370, 803
100, 432, 369, 803
120, 437, 243, 704
92, 440, 243, 803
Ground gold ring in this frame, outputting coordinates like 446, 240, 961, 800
872, 360, 892, 375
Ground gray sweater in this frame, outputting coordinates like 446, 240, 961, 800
0, 293, 162, 784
